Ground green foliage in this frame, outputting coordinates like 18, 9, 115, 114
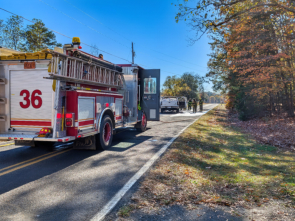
162, 73, 200, 99
0, 19, 4, 45
2, 15, 24, 50
0, 16, 61, 52
20, 19, 62, 52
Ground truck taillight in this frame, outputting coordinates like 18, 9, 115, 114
66, 113, 73, 118
65, 113, 75, 127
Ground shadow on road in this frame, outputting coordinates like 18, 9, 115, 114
0, 130, 153, 196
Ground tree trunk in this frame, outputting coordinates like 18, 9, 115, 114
289, 83, 294, 117
269, 92, 273, 117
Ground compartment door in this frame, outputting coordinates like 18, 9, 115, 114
78, 97, 95, 131
10, 70, 53, 131
140, 69, 160, 121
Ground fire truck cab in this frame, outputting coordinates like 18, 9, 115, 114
0, 38, 160, 150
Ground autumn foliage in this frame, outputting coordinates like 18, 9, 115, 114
177, 0, 295, 120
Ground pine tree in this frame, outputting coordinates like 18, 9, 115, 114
20, 19, 62, 52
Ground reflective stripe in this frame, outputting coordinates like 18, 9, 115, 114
11, 120, 51, 126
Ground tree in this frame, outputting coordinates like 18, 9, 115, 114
162, 75, 190, 97
20, 19, 62, 52
175, 0, 295, 40
201, 0, 295, 119
162, 73, 200, 99
0, 19, 4, 45
181, 72, 200, 99
2, 15, 24, 50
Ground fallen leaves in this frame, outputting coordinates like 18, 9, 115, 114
229, 113, 295, 152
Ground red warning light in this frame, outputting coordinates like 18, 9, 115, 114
66, 119, 72, 126
66, 113, 73, 118
106, 103, 109, 107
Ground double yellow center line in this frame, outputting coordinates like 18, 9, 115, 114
0, 142, 15, 147
0, 148, 72, 177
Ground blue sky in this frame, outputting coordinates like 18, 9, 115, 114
0, 0, 212, 91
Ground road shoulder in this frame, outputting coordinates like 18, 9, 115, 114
110, 105, 295, 221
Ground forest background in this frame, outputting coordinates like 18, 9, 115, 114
175, 0, 295, 120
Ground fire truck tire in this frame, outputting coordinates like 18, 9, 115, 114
96, 115, 113, 150
135, 112, 147, 132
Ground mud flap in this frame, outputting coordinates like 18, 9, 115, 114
15, 140, 35, 147
73, 135, 96, 150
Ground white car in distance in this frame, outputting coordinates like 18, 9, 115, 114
160, 96, 179, 113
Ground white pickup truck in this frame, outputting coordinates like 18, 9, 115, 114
160, 96, 179, 113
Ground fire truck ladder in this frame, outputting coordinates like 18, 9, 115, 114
45, 51, 125, 89
45, 51, 126, 139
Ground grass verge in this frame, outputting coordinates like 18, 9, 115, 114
119, 105, 295, 216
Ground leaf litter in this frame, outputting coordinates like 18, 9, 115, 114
117, 105, 295, 220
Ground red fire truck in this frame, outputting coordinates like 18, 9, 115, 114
0, 37, 160, 150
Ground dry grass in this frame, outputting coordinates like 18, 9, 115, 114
118, 105, 295, 216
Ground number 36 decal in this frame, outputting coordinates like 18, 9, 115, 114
20, 89, 43, 109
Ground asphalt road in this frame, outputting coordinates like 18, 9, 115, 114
0, 104, 218, 221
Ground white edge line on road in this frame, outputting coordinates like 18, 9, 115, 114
90, 105, 218, 221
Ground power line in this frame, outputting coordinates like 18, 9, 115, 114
61, 0, 207, 70
38, 1, 207, 74
63, 0, 133, 43
136, 49, 207, 74
147, 48, 207, 69
38, 0, 130, 49
0, 7, 132, 63
0, 7, 197, 76
137, 63, 182, 77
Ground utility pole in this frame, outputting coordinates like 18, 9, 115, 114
132, 42, 135, 64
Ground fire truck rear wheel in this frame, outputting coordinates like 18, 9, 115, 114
96, 115, 113, 150
135, 112, 147, 132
